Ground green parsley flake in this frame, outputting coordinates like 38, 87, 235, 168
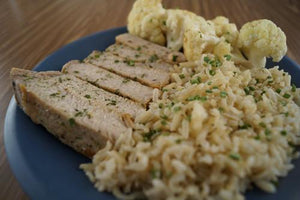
84, 94, 91, 99
229, 153, 240, 160
204, 56, 210, 63
143, 130, 158, 142
68, 118, 76, 127
209, 70, 216, 76
276, 88, 281, 94
259, 122, 266, 128
190, 77, 201, 84
224, 54, 231, 61
265, 128, 271, 136
283, 93, 291, 99
149, 54, 159, 62
220, 91, 228, 98
206, 89, 213, 93
172, 55, 178, 62
126, 60, 135, 66
179, 74, 185, 79
280, 130, 287, 136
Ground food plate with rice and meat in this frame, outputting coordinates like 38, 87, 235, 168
4, 0, 300, 200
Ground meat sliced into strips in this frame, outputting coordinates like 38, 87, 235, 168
62, 60, 155, 105
115, 33, 186, 64
106, 44, 173, 72
10, 68, 135, 158
84, 51, 170, 88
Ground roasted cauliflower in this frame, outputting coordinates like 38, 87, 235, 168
238, 19, 287, 68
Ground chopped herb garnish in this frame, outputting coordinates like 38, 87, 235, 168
283, 112, 289, 117
149, 54, 159, 62
186, 95, 207, 102
122, 78, 130, 83
59, 77, 62, 83
94, 54, 100, 58
254, 135, 260, 140
190, 76, 201, 84
224, 54, 231, 61
173, 106, 181, 112
276, 88, 281, 94
212, 86, 218, 89
159, 103, 164, 109
204, 56, 210, 63
74, 71, 79, 74
172, 55, 178, 62
161, 115, 168, 120
175, 139, 182, 144
150, 169, 161, 179
84, 94, 91, 99
68, 118, 76, 127
50, 92, 60, 97
137, 46, 141, 51
162, 88, 168, 92
206, 89, 213, 93
105, 99, 117, 106
264, 128, 271, 136
249, 86, 255, 91
283, 93, 291, 99
161, 120, 167, 125
220, 91, 228, 98
218, 107, 224, 113
207, 81, 212, 85
239, 123, 251, 129
126, 60, 135, 66
259, 122, 266, 128
209, 70, 216, 76
244, 87, 250, 95
162, 20, 166, 25
280, 130, 287, 136
114, 60, 119, 63
179, 74, 185, 79
229, 153, 240, 160
143, 130, 159, 142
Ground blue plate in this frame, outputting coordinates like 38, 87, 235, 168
4, 26, 300, 200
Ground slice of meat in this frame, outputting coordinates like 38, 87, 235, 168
62, 60, 155, 105
10, 68, 136, 158
84, 51, 170, 88
115, 33, 186, 64
106, 44, 173, 72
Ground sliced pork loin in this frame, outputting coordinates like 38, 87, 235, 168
10, 68, 144, 158
106, 44, 173, 72
115, 33, 186, 64
62, 60, 155, 105
84, 51, 170, 88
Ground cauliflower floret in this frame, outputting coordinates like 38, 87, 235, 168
183, 16, 219, 61
237, 19, 287, 68
163, 9, 187, 51
210, 16, 239, 46
127, 0, 166, 45
165, 9, 216, 52
213, 40, 231, 59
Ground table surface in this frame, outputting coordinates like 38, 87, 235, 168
1, 0, 300, 199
